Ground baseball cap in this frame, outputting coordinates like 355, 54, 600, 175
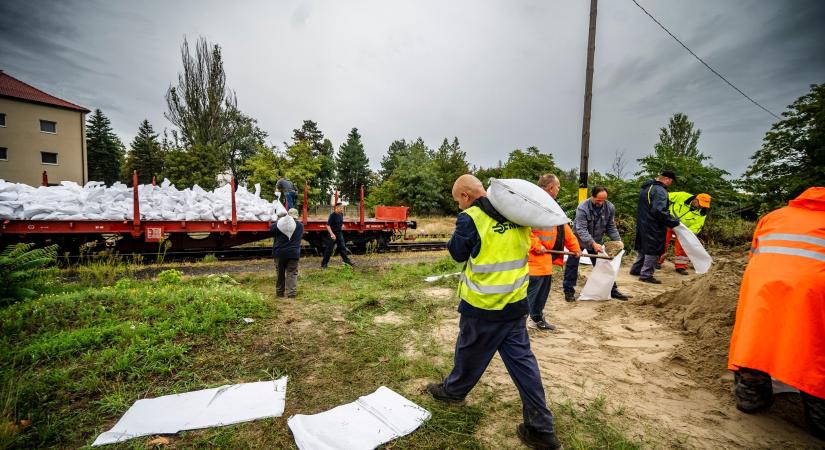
696, 193, 711, 208
288, 208, 299, 218
660, 170, 677, 182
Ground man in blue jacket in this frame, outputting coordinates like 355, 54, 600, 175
426, 174, 562, 450
270, 209, 305, 298
563, 185, 629, 301
630, 171, 681, 283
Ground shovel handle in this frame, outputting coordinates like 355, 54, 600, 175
546, 250, 614, 260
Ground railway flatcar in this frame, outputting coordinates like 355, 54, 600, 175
0, 172, 416, 255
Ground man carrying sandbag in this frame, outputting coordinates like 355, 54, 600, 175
630, 170, 681, 283
527, 174, 581, 330
270, 209, 304, 298
563, 185, 629, 301
657, 192, 711, 274
426, 174, 562, 450
276, 177, 297, 209
728, 187, 825, 439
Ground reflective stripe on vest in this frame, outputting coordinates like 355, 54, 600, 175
459, 205, 531, 310
460, 273, 529, 294
753, 231, 825, 262
469, 257, 528, 274
752, 246, 825, 263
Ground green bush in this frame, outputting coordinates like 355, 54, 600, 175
157, 268, 183, 285
0, 243, 58, 305
701, 215, 756, 247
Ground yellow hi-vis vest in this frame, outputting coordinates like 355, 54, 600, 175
458, 205, 531, 310
668, 191, 707, 234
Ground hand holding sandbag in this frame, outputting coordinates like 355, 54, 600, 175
486, 178, 569, 229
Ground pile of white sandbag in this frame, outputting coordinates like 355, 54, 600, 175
0, 179, 286, 221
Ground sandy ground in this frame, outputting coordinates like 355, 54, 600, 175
422, 255, 823, 449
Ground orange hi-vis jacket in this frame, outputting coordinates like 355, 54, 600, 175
728, 187, 825, 399
528, 223, 580, 276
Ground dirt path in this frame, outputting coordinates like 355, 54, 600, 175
426, 258, 822, 449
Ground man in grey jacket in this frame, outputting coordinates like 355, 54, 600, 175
563, 186, 629, 301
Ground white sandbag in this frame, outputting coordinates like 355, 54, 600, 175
672, 224, 712, 274
486, 178, 569, 229
92, 378, 287, 446
277, 215, 297, 239
288, 386, 430, 450
578, 250, 624, 301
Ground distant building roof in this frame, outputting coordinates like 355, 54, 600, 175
0, 70, 90, 113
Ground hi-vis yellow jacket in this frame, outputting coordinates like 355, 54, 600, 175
668, 191, 707, 234
458, 205, 531, 310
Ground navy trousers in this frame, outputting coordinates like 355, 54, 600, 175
526, 275, 552, 323
321, 231, 352, 266
443, 315, 555, 434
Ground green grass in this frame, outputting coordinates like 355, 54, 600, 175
0, 255, 643, 449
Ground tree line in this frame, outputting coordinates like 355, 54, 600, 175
86, 36, 824, 219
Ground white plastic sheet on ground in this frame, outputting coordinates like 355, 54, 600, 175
487, 178, 569, 229
0, 178, 286, 221
672, 224, 713, 274
288, 386, 430, 450
578, 250, 624, 301
91, 378, 288, 446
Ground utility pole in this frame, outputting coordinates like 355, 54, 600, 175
578, 0, 598, 203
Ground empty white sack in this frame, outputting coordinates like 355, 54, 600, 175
672, 224, 713, 274
288, 386, 431, 450
578, 250, 625, 301
92, 377, 288, 446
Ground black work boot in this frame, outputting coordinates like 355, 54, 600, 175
611, 290, 629, 301
801, 392, 825, 440
564, 292, 576, 302
734, 368, 774, 413
426, 383, 465, 405
517, 423, 562, 450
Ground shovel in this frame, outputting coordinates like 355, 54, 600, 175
546, 250, 615, 260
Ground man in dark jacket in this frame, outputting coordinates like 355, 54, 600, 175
426, 174, 562, 450
563, 185, 629, 300
276, 178, 297, 209
630, 171, 681, 283
270, 209, 305, 298
321, 203, 353, 268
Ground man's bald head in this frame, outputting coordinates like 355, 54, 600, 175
452, 174, 486, 210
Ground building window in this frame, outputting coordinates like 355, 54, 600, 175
40, 120, 57, 133
41, 151, 58, 165
0, 147, 7, 160
0, 113, 5, 127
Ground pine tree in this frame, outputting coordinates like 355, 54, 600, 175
380, 139, 409, 180
86, 109, 124, 185
292, 121, 334, 202
335, 128, 371, 202
122, 120, 165, 185
432, 137, 470, 213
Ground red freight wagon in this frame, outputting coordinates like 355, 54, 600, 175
0, 172, 416, 255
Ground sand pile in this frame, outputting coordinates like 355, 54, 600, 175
641, 254, 748, 384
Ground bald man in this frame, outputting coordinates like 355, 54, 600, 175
426, 174, 562, 449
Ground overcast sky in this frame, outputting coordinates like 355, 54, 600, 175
1, 0, 823, 178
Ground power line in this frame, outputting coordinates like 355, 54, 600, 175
630, 0, 782, 121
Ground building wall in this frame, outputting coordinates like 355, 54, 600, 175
0, 98, 87, 186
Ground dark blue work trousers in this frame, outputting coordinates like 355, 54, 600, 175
321, 231, 351, 266
526, 275, 552, 323
563, 245, 618, 294
443, 315, 556, 434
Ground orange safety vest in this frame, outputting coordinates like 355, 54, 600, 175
528, 223, 580, 276
728, 187, 825, 399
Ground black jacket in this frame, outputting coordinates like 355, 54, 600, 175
634, 179, 680, 255
447, 197, 528, 321
271, 220, 305, 259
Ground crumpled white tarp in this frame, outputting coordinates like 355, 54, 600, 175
0, 179, 286, 221
288, 386, 430, 450
92, 377, 288, 446
487, 178, 569, 230
672, 223, 713, 274
578, 250, 625, 301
